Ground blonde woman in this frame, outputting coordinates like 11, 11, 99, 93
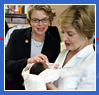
46, 5, 95, 90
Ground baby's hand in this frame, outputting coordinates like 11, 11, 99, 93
24, 64, 33, 71
24, 67, 29, 71
53, 64, 61, 69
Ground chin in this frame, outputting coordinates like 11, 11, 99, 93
66, 47, 72, 50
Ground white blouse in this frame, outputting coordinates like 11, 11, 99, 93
54, 44, 95, 90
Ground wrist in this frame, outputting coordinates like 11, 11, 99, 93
46, 82, 58, 90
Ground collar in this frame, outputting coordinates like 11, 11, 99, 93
76, 44, 94, 58
63, 44, 94, 68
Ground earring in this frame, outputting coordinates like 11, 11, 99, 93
49, 23, 51, 26
85, 37, 88, 39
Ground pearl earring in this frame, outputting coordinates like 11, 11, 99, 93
85, 37, 88, 39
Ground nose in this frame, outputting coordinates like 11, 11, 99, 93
38, 21, 43, 25
62, 33, 68, 41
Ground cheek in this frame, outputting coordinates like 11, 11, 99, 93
44, 23, 49, 27
70, 37, 80, 46
31, 23, 38, 27
30, 21, 37, 27
72, 37, 83, 47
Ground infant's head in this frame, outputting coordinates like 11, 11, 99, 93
29, 62, 49, 75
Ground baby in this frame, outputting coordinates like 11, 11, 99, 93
24, 62, 60, 75
22, 62, 61, 90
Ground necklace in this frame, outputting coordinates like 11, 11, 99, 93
32, 38, 44, 47
32, 34, 45, 47
31, 31, 45, 47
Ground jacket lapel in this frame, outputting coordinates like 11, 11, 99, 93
23, 27, 32, 58
41, 33, 51, 54
41, 33, 54, 62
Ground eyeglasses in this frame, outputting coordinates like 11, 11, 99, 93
31, 18, 49, 23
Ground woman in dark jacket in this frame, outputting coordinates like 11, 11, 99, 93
5, 5, 60, 90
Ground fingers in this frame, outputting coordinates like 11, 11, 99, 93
27, 53, 49, 64
37, 54, 48, 62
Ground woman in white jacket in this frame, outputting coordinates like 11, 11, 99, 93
46, 5, 95, 90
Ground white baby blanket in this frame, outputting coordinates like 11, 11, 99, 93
21, 63, 61, 90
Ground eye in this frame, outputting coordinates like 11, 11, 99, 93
68, 34, 73, 36
67, 31, 74, 36
42, 18, 49, 22
61, 31, 64, 34
31, 19, 39, 22
33, 19, 38, 21
42, 18, 47, 21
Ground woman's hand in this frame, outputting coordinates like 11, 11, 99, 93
46, 82, 59, 90
27, 54, 49, 64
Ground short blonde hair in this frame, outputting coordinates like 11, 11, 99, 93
26, 5, 54, 24
58, 5, 95, 39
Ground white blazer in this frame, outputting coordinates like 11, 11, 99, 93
54, 44, 95, 90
